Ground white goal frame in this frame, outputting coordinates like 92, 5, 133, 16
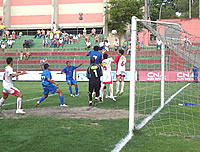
112, 16, 185, 152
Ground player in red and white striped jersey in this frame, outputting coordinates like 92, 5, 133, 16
100, 53, 116, 101
0, 57, 26, 114
114, 50, 126, 96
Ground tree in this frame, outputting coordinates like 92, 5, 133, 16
105, 0, 144, 37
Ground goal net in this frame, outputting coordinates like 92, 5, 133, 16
130, 17, 200, 138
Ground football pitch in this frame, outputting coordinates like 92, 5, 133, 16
0, 81, 200, 152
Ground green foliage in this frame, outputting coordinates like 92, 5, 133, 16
105, 0, 144, 35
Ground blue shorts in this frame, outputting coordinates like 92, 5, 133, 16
42, 84, 58, 95
67, 79, 77, 85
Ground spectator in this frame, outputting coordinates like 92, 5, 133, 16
94, 34, 99, 44
69, 34, 73, 44
86, 40, 91, 51
18, 31, 23, 39
1, 42, 6, 52
73, 35, 78, 44
19, 51, 24, 60
2, 33, 6, 40
121, 40, 128, 51
104, 39, 110, 51
83, 28, 87, 37
58, 38, 63, 48
0, 23, 5, 36
52, 21, 57, 34
7, 38, 13, 48
43, 38, 48, 48
46, 29, 50, 38
156, 38, 162, 50
34, 29, 41, 39
25, 49, 31, 60
113, 39, 119, 51
49, 29, 54, 40
53, 38, 58, 48
41, 29, 45, 38
55, 29, 61, 39
11, 31, 16, 40
127, 44, 131, 55
84, 34, 90, 43
64, 34, 69, 45
91, 28, 96, 37
5, 29, 10, 38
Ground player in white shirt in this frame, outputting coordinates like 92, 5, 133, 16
114, 50, 126, 96
100, 53, 116, 101
0, 57, 27, 114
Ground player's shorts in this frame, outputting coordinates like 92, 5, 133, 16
3, 86, 20, 95
102, 72, 113, 84
66, 79, 77, 85
42, 84, 58, 95
116, 70, 126, 78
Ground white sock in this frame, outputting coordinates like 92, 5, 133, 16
17, 97, 22, 109
0, 97, 5, 107
116, 81, 120, 92
100, 83, 105, 100
121, 81, 125, 92
110, 84, 113, 97
104, 88, 108, 97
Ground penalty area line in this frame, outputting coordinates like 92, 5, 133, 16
2, 94, 56, 107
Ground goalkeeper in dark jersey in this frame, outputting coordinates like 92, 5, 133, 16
86, 58, 103, 106
190, 65, 199, 83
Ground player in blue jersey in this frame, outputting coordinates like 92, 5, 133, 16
36, 64, 68, 107
61, 61, 82, 97
86, 46, 102, 65
190, 65, 199, 83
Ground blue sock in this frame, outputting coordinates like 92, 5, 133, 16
39, 96, 45, 103
75, 87, 78, 95
59, 96, 64, 105
195, 78, 198, 83
69, 86, 72, 94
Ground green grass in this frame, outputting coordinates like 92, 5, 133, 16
1, 81, 200, 152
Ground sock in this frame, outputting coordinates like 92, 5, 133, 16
104, 88, 108, 97
195, 78, 198, 83
110, 84, 113, 97
100, 83, 105, 100
59, 96, 64, 105
69, 86, 72, 94
39, 96, 45, 103
121, 81, 125, 92
116, 81, 120, 92
17, 97, 22, 109
75, 87, 78, 95
0, 97, 5, 107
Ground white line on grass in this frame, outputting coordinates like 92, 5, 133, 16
2, 94, 56, 107
111, 131, 133, 152
136, 83, 191, 130
112, 83, 191, 152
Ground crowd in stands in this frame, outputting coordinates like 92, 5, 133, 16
0, 22, 132, 54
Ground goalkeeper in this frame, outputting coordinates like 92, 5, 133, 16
190, 65, 199, 83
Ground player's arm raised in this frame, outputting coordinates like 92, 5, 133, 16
47, 78, 58, 86
77, 64, 83, 68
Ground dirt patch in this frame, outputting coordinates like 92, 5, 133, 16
0, 107, 145, 120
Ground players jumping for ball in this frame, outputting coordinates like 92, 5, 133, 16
114, 50, 126, 96
61, 61, 82, 97
36, 64, 68, 107
0, 57, 27, 114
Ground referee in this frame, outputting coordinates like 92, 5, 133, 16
86, 58, 103, 106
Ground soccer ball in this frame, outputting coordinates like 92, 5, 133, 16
111, 30, 117, 35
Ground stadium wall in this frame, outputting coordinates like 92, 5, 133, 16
2, 0, 105, 29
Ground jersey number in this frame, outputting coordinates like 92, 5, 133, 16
41, 76, 45, 83
103, 66, 107, 71
121, 61, 125, 66
93, 55, 98, 59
